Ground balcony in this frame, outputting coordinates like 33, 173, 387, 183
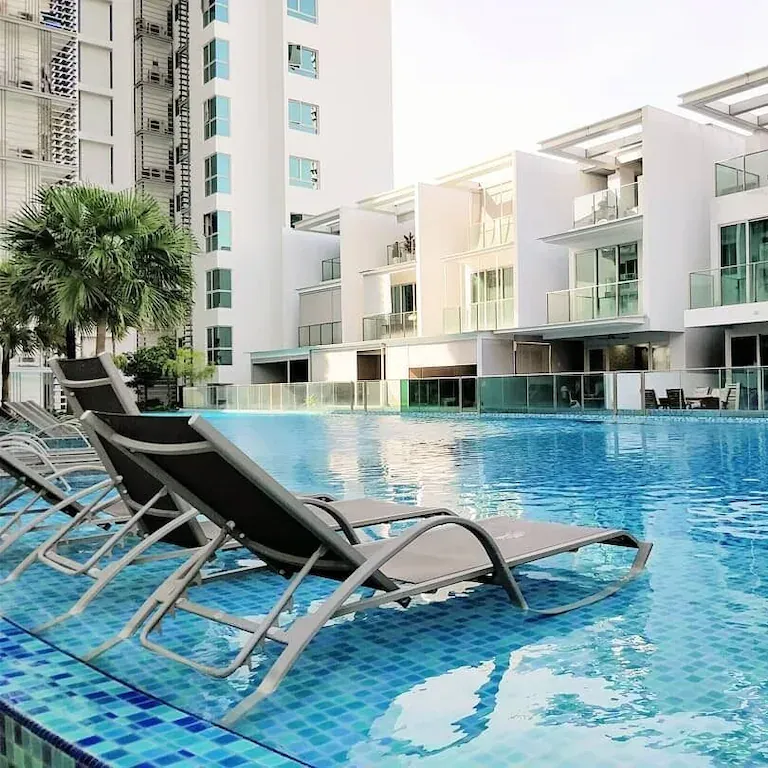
468, 215, 514, 251
715, 150, 768, 197
443, 298, 515, 334
362, 311, 417, 341
386, 240, 416, 266
547, 280, 642, 324
690, 262, 768, 308
573, 182, 640, 229
298, 321, 341, 347
321, 257, 340, 281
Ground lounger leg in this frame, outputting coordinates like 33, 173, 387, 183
138, 545, 327, 681
32, 507, 202, 633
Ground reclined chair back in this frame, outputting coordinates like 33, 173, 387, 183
83, 411, 399, 592
51, 355, 206, 547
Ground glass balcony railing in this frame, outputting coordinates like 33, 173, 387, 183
386, 241, 416, 265
321, 257, 340, 281
715, 149, 768, 196
547, 279, 642, 324
443, 298, 515, 334
572, 182, 641, 229
298, 321, 341, 347
689, 261, 768, 309
362, 311, 417, 341
467, 215, 514, 251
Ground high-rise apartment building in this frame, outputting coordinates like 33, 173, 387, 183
1, 0, 394, 380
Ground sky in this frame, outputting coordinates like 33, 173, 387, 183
390, 0, 768, 184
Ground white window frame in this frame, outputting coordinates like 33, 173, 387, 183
287, 43, 318, 78
289, 155, 319, 189
287, 0, 317, 22
288, 99, 318, 134
203, 39, 229, 83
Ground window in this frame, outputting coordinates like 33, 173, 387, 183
287, 43, 318, 78
207, 326, 232, 365
203, 211, 232, 251
574, 244, 639, 286
202, 0, 228, 25
206, 269, 232, 308
470, 267, 513, 303
203, 39, 229, 82
287, 0, 317, 22
391, 283, 416, 314
288, 99, 318, 134
289, 155, 319, 189
290, 213, 305, 228
204, 96, 231, 139
204, 153, 231, 195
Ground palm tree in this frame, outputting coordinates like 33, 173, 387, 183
1, 185, 196, 355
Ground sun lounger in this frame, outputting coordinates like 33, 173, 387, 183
3, 400, 88, 440
30, 355, 452, 633
82, 410, 652, 725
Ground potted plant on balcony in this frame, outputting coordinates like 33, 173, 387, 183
404, 232, 415, 256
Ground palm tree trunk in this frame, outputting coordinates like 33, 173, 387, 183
65, 323, 76, 359
1, 346, 10, 404
95, 321, 107, 355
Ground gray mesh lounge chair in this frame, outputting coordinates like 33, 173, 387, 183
0, 448, 127, 563
4, 400, 89, 441
35, 354, 452, 633
82, 410, 653, 725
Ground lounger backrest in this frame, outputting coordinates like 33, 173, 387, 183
0, 449, 82, 517
666, 388, 685, 409
51, 356, 206, 548
643, 389, 658, 409
22, 402, 59, 428
83, 411, 399, 592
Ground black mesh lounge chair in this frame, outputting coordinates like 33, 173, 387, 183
37, 354, 452, 632
82, 410, 653, 725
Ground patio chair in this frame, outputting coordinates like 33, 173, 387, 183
3, 400, 88, 440
665, 388, 687, 410
82, 410, 652, 725
644, 389, 660, 409
30, 354, 453, 634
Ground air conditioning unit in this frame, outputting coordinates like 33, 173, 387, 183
148, 119, 162, 131
148, 22, 161, 35
148, 70, 161, 84
150, 167, 162, 179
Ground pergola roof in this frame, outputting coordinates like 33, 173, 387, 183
538, 108, 644, 171
679, 65, 768, 133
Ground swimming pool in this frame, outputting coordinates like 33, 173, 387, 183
2, 412, 768, 767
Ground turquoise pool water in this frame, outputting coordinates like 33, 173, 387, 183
2, 412, 768, 766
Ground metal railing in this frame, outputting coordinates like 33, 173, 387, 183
321, 257, 340, 281
183, 367, 768, 415
443, 298, 515, 334
362, 311, 417, 341
715, 148, 768, 196
386, 241, 416, 266
689, 261, 768, 309
297, 321, 341, 347
467, 215, 514, 251
573, 182, 641, 229
547, 279, 642, 324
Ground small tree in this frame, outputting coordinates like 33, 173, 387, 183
163, 348, 215, 386
116, 344, 172, 406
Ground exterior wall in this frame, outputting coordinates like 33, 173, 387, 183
478, 336, 514, 376
339, 206, 401, 343
386, 339, 477, 379
310, 346, 357, 381
283, 228, 340, 347
641, 106, 746, 332
415, 182, 472, 337
515, 151, 592, 326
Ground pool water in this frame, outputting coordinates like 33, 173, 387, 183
2, 412, 768, 767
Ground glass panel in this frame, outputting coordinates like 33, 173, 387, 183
595, 283, 616, 318
617, 183, 639, 218
597, 246, 616, 285
722, 265, 747, 305
574, 251, 596, 287
572, 286, 595, 321
593, 188, 617, 223
618, 243, 638, 281
721, 223, 747, 267
754, 261, 768, 303
618, 280, 640, 316
749, 218, 768, 265
731, 336, 757, 367
744, 150, 768, 190
715, 159, 746, 196
547, 291, 570, 323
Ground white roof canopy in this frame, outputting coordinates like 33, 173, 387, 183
538, 109, 644, 172
679, 66, 768, 133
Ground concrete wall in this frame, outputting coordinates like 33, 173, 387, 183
282, 228, 340, 346
386, 339, 477, 379
310, 347, 357, 381
339, 206, 401, 343
479, 337, 515, 376
641, 106, 746, 332
415, 183, 473, 337
515, 151, 592, 326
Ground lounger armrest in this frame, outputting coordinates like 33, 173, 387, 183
296, 497, 361, 544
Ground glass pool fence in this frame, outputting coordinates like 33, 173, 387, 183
183, 367, 768, 415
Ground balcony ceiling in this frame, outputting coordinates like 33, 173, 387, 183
541, 214, 643, 249
679, 65, 768, 133
498, 316, 647, 341
538, 109, 644, 172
